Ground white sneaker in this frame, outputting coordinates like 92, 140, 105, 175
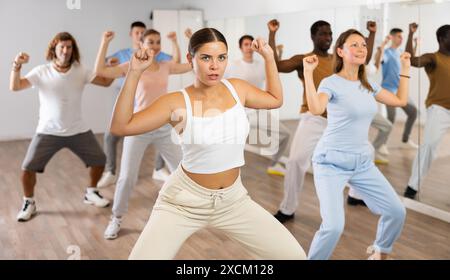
374, 152, 389, 165
104, 216, 122, 240
267, 163, 286, 176
402, 140, 419, 149
97, 171, 117, 188
378, 144, 390, 156
84, 189, 110, 208
17, 198, 37, 222
152, 167, 170, 182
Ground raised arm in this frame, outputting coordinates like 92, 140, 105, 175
9, 52, 32, 91
90, 57, 119, 87
110, 48, 176, 136
267, 19, 303, 73
276, 44, 284, 60
303, 55, 329, 115
374, 36, 390, 71
167, 32, 181, 63
375, 52, 411, 107
169, 62, 192, 74
413, 37, 419, 56
94, 31, 127, 79
184, 28, 193, 40
406, 23, 436, 68
366, 21, 377, 65
234, 38, 283, 109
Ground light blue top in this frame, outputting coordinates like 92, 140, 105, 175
314, 74, 382, 155
381, 47, 401, 93
107, 49, 172, 87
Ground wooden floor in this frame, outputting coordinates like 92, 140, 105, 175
0, 133, 449, 260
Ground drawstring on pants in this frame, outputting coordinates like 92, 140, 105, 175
211, 193, 224, 208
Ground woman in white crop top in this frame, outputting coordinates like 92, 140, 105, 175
110, 28, 306, 260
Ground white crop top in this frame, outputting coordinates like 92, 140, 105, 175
179, 79, 250, 174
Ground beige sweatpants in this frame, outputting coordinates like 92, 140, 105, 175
129, 166, 306, 260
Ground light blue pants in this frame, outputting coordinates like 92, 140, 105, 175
308, 149, 406, 260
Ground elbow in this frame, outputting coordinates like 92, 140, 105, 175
93, 65, 108, 78
93, 69, 104, 78
10, 85, 19, 92
109, 125, 126, 137
272, 98, 283, 109
399, 100, 408, 107
102, 79, 114, 87
309, 107, 325, 116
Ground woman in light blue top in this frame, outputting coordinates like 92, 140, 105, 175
303, 29, 411, 260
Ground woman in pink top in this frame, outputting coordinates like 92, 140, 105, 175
94, 29, 192, 240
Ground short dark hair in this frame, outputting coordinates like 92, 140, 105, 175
390, 28, 403, 35
131, 21, 146, 30
436, 25, 450, 44
310, 20, 331, 36
188, 28, 228, 56
141, 29, 160, 42
239, 35, 254, 48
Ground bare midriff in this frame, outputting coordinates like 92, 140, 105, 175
182, 166, 240, 190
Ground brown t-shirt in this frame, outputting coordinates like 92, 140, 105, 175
298, 53, 334, 118
425, 52, 450, 110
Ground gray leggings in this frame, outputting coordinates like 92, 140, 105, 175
371, 113, 393, 150
104, 132, 165, 174
386, 98, 417, 143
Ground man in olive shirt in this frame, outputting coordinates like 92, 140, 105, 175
404, 23, 450, 199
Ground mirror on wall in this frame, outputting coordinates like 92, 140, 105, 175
207, 0, 450, 215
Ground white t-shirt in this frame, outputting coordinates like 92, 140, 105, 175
25, 63, 95, 136
225, 58, 265, 89
225, 58, 266, 116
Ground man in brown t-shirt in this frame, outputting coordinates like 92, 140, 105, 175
269, 19, 377, 222
404, 23, 450, 199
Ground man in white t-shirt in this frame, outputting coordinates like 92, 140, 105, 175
10, 32, 114, 222
225, 35, 291, 176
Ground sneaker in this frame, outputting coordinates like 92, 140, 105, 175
84, 189, 110, 208
347, 195, 367, 207
152, 167, 170, 182
378, 144, 390, 156
374, 152, 389, 165
274, 210, 294, 223
97, 171, 117, 188
267, 163, 286, 176
404, 186, 417, 199
17, 198, 37, 222
401, 140, 419, 149
104, 216, 122, 240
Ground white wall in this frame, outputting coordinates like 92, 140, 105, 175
153, 9, 204, 91
191, 0, 409, 20
0, 0, 186, 141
